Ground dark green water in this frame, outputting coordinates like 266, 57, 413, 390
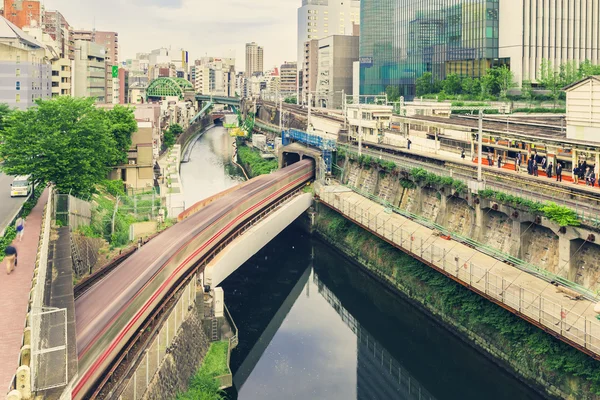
221, 226, 547, 400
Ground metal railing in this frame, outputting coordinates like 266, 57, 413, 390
338, 143, 600, 226
346, 184, 597, 301
318, 189, 600, 360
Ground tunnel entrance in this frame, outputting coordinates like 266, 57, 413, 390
282, 152, 301, 167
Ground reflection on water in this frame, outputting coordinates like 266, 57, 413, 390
180, 125, 244, 208
222, 227, 546, 400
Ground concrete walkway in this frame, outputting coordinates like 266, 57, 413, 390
0, 188, 49, 392
318, 185, 600, 359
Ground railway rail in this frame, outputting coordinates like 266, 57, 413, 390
72, 160, 315, 399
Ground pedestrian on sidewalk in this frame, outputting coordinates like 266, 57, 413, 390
15, 217, 24, 241
547, 162, 553, 179
4, 245, 17, 275
556, 163, 563, 182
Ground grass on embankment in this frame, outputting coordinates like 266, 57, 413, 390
315, 206, 600, 399
177, 341, 229, 400
236, 142, 278, 177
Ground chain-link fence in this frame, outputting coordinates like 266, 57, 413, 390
54, 194, 92, 229
30, 307, 68, 391
319, 189, 600, 358
71, 233, 104, 278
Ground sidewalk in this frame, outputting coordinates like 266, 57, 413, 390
0, 188, 49, 393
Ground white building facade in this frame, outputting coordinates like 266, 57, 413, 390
73, 39, 107, 103
0, 17, 52, 110
499, 0, 600, 85
297, 0, 360, 92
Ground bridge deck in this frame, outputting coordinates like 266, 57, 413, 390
318, 185, 600, 359
0, 188, 49, 392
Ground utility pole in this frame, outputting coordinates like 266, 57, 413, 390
477, 109, 483, 182
279, 97, 283, 134
307, 93, 312, 133
358, 101, 363, 157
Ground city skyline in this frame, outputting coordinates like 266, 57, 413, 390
40, 0, 299, 71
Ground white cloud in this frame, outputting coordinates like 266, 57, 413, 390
42, 0, 299, 71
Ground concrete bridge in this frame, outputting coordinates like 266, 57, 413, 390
24, 160, 317, 400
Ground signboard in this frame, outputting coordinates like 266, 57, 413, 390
112, 65, 119, 78
359, 57, 373, 68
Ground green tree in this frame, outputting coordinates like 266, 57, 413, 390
385, 85, 401, 102
461, 76, 479, 96
103, 105, 137, 165
559, 60, 579, 87
480, 73, 496, 98
169, 123, 184, 136
497, 65, 515, 99
442, 73, 462, 95
0, 104, 12, 133
578, 60, 600, 79
416, 72, 433, 96
163, 129, 176, 149
284, 96, 297, 104
0, 97, 117, 196
539, 59, 562, 108
521, 80, 533, 107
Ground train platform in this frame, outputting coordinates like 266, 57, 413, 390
0, 188, 48, 393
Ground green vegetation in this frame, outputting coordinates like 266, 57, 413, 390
284, 96, 297, 104
413, 59, 600, 106
478, 189, 580, 227
0, 184, 45, 261
236, 143, 278, 177
163, 123, 184, 149
80, 182, 162, 248
177, 341, 229, 400
408, 168, 467, 194
0, 98, 137, 197
512, 107, 566, 114
315, 207, 600, 397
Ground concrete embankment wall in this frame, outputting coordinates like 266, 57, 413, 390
342, 159, 600, 292
312, 205, 600, 400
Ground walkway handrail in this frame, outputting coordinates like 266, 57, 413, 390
318, 189, 600, 360
345, 184, 598, 302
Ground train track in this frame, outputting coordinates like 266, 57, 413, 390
407, 114, 565, 139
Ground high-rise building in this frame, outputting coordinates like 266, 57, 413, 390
280, 62, 298, 94
245, 42, 263, 77
94, 31, 118, 103
297, 0, 360, 86
316, 35, 359, 108
3, 0, 41, 29
43, 10, 73, 59
360, 0, 600, 98
0, 15, 51, 109
193, 57, 236, 96
302, 39, 319, 101
73, 39, 106, 103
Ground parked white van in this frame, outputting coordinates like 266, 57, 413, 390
10, 175, 31, 197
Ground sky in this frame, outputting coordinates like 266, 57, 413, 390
41, 0, 300, 71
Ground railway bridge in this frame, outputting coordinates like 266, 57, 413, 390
61, 160, 315, 400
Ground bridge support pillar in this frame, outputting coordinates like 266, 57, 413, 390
214, 287, 224, 318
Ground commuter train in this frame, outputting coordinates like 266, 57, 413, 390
73, 159, 315, 399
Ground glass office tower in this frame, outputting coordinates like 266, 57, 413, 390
360, 0, 502, 98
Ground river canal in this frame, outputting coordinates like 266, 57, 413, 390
181, 125, 547, 400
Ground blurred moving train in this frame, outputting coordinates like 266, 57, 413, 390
73, 158, 315, 399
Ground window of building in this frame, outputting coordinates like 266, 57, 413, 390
15, 94, 20, 103
15, 82, 20, 91
16, 55, 20, 64
16, 68, 20, 77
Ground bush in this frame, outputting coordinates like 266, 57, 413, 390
101, 180, 125, 197
513, 107, 566, 114
237, 144, 278, 177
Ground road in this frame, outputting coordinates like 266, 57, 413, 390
0, 172, 28, 235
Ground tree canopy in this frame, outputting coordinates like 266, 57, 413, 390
385, 85, 401, 102
0, 97, 137, 196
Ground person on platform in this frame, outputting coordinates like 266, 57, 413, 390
556, 163, 563, 182
547, 162, 553, 179
573, 166, 580, 184
533, 159, 539, 176
4, 245, 17, 275
407, 138, 412, 150
461, 149, 466, 160
497, 155, 502, 168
